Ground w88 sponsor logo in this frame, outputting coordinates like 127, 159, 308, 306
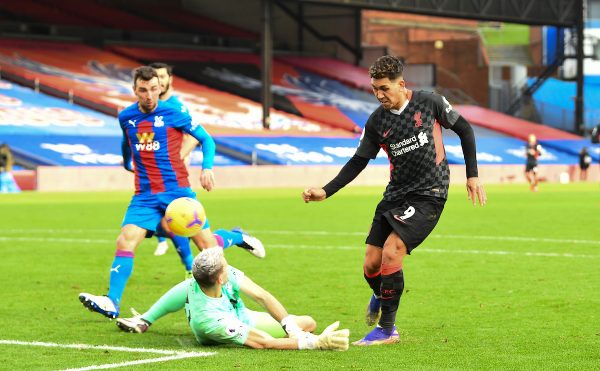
135, 132, 160, 151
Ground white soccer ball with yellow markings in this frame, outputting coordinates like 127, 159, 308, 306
165, 197, 206, 237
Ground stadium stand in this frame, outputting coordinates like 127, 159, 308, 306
0, 38, 346, 134
34, 0, 173, 32
0, 0, 89, 26
278, 56, 375, 92
0, 80, 246, 168
107, 45, 365, 133
455, 105, 582, 140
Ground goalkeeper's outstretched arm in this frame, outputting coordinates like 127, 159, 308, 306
239, 275, 350, 350
243, 322, 350, 351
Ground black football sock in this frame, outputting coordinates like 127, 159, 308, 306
378, 267, 404, 331
363, 267, 381, 297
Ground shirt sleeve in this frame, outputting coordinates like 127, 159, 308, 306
172, 113, 216, 170
322, 155, 370, 198
186, 124, 215, 170
118, 118, 133, 172
431, 93, 460, 129
355, 114, 381, 159
449, 116, 478, 178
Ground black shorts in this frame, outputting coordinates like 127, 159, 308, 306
366, 194, 446, 254
525, 162, 537, 172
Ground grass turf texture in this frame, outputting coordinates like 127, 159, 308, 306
0, 183, 599, 370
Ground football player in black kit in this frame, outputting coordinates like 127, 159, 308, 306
302, 55, 486, 346
525, 133, 541, 192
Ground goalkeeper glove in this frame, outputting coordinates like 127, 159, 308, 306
297, 321, 349, 351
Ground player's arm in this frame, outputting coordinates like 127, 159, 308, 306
119, 124, 133, 173
432, 94, 486, 206
180, 134, 199, 160
182, 123, 216, 191
449, 116, 486, 206
303, 120, 377, 202
239, 274, 313, 337
243, 322, 349, 351
239, 275, 289, 324
302, 154, 370, 202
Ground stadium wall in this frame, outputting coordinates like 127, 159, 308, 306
34, 165, 599, 192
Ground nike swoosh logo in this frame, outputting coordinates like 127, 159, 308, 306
383, 128, 392, 137
392, 215, 406, 223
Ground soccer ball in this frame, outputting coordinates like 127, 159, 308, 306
165, 197, 206, 237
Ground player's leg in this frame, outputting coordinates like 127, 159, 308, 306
193, 226, 265, 258
116, 279, 191, 333
353, 233, 404, 346
363, 245, 383, 325
154, 235, 169, 256
378, 231, 407, 332
525, 169, 532, 187
79, 224, 147, 319
156, 218, 194, 275
213, 228, 243, 248
80, 194, 161, 319
532, 167, 539, 191
355, 196, 445, 346
226, 227, 266, 258
360, 199, 390, 326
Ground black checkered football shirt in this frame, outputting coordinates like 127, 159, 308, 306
356, 90, 460, 201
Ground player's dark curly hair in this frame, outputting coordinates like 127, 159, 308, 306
132, 66, 158, 87
369, 55, 404, 80
149, 62, 173, 76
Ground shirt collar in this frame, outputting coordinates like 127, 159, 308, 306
389, 99, 410, 115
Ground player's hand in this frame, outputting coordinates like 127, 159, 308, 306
315, 321, 349, 351
302, 188, 326, 203
466, 177, 486, 206
200, 169, 215, 192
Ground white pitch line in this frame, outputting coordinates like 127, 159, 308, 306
429, 234, 600, 246
1, 236, 599, 259
0, 236, 112, 244
62, 353, 208, 371
0, 340, 214, 370
1, 235, 599, 258
266, 244, 600, 259
0, 229, 599, 246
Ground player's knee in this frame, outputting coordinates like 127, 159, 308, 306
192, 229, 217, 249
298, 315, 316, 332
363, 261, 380, 276
382, 241, 406, 264
364, 246, 382, 274
116, 227, 143, 252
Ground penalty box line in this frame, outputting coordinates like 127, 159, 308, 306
0, 340, 215, 370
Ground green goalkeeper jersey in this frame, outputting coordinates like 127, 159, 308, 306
185, 266, 253, 345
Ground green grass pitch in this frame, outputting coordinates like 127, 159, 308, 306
0, 183, 599, 370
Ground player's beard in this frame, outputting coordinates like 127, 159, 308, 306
159, 81, 171, 99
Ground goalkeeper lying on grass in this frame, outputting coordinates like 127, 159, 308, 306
117, 247, 349, 351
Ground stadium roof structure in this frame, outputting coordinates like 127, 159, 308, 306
256, 0, 586, 133
284, 0, 579, 27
